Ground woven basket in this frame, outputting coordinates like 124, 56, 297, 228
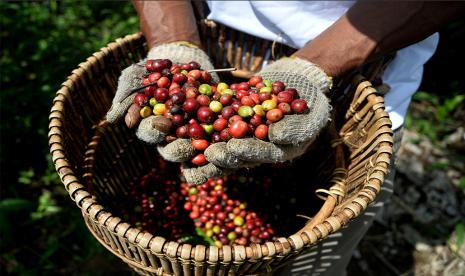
48, 20, 393, 275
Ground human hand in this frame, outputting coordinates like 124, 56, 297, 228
106, 42, 218, 153
182, 57, 332, 184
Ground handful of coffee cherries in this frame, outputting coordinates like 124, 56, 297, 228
125, 59, 309, 167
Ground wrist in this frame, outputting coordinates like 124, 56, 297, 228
133, 1, 202, 50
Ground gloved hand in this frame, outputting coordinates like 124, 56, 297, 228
106, 41, 218, 162
183, 57, 332, 184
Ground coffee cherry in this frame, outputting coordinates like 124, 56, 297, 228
266, 109, 283, 123
241, 96, 255, 107
255, 82, 266, 89
229, 121, 248, 138
172, 73, 186, 83
202, 124, 214, 135
254, 124, 268, 140
163, 59, 172, 69
189, 61, 200, 70
134, 94, 148, 106
250, 93, 261, 105
154, 88, 169, 102
180, 63, 191, 71
140, 106, 152, 118
222, 89, 235, 96
188, 69, 201, 80
236, 90, 249, 100
187, 123, 205, 139
171, 92, 186, 105
259, 86, 272, 93
286, 88, 298, 99
183, 98, 200, 114
248, 76, 263, 87
263, 79, 273, 88
152, 59, 167, 72
157, 76, 170, 88
258, 92, 272, 102
233, 216, 245, 226
249, 114, 263, 127
217, 82, 228, 94
237, 82, 250, 91
148, 72, 162, 83
200, 71, 212, 83
228, 115, 243, 125
176, 125, 188, 138
220, 128, 231, 141
272, 81, 285, 93
142, 77, 150, 85
252, 105, 265, 116
221, 106, 235, 120
212, 132, 221, 143
152, 103, 166, 115
197, 107, 215, 123
229, 101, 240, 113
209, 101, 223, 113
192, 139, 209, 151
291, 99, 308, 113
278, 102, 292, 115
277, 91, 294, 104
196, 95, 211, 106
219, 94, 233, 106
213, 118, 228, 132
199, 84, 212, 96
262, 99, 277, 111
238, 106, 254, 118
185, 86, 199, 99
170, 63, 180, 74
171, 114, 184, 126
145, 60, 154, 71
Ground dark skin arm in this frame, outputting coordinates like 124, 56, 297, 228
132, 0, 201, 48
294, 1, 465, 77
132, 1, 464, 78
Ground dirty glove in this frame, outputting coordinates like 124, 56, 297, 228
184, 57, 332, 184
106, 41, 218, 147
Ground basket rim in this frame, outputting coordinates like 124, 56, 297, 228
48, 32, 394, 267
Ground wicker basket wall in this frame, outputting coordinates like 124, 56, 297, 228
48, 22, 393, 276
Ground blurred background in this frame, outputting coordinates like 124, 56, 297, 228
0, 1, 463, 275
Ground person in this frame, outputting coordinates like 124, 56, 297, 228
107, 1, 465, 275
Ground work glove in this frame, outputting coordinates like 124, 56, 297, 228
106, 42, 218, 163
182, 57, 332, 184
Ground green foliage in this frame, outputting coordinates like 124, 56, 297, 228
455, 223, 465, 248
0, 1, 137, 274
406, 91, 464, 141
459, 177, 465, 191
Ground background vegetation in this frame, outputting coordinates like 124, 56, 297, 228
0, 1, 463, 275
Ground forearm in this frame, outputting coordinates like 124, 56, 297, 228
132, 0, 201, 49
294, 1, 465, 77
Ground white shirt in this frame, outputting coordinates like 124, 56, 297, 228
207, 1, 439, 130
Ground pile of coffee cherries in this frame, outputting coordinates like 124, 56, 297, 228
125, 58, 309, 167
180, 177, 275, 247
121, 161, 193, 240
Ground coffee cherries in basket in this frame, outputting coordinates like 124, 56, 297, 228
125, 59, 309, 167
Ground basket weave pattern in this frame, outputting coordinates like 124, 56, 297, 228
49, 25, 393, 275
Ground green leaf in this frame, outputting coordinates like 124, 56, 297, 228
195, 227, 216, 246
0, 198, 34, 212
413, 91, 437, 104
435, 94, 465, 121
455, 223, 464, 248
18, 169, 35, 185
459, 176, 465, 191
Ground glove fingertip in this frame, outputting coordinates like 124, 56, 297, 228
136, 116, 166, 144
157, 139, 195, 162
